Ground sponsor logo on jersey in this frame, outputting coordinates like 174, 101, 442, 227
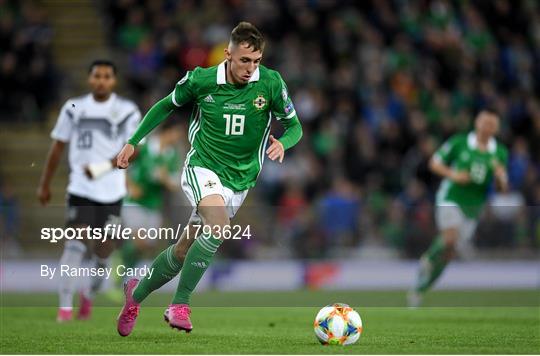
253, 94, 267, 110
204, 95, 215, 103
224, 103, 246, 110
204, 180, 217, 188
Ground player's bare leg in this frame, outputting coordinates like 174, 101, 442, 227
167, 194, 229, 332
409, 227, 459, 307
117, 223, 199, 336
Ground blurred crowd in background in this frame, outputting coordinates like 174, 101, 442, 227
0, 0, 59, 122
1, 0, 539, 258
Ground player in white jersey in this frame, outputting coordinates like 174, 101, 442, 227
37, 60, 141, 322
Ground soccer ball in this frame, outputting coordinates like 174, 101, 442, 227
313, 303, 363, 345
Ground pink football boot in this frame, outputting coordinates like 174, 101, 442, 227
57, 308, 73, 322
77, 292, 92, 320
116, 279, 140, 337
167, 304, 193, 332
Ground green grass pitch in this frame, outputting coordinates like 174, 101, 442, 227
1, 290, 539, 354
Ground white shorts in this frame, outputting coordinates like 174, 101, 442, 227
181, 166, 249, 224
435, 204, 477, 244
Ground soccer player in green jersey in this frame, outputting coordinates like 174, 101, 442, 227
120, 122, 182, 283
116, 22, 302, 336
408, 109, 509, 307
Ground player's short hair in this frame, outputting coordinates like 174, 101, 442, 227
88, 59, 117, 75
230, 22, 265, 52
479, 107, 499, 117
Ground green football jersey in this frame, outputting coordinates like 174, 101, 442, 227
434, 132, 508, 218
170, 62, 297, 192
125, 136, 180, 210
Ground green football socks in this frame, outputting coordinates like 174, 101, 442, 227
416, 237, 448, 293
132, 245, 182, 303
172, 234, 222, 305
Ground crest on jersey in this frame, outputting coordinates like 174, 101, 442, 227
253, 95, 267, 110
281, 87, 288, 101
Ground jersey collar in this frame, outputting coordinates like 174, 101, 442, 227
217, 61, 260, 85
89, 92, 116, 105
467, 132, 496, 153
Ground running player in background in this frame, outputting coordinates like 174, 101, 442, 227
37, 60, 141, 321
115, 22, 302, 336
408, 109, 509, 307
120, 121, 182, 283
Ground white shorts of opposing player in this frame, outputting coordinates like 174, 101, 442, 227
181, 166, 249, 225
435, 204, 478, 259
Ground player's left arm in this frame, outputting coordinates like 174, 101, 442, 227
266, 117, 302, 163
267, 73, 303, 163
493, 145, 509, 193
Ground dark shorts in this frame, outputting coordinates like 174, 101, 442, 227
66, 194, 122, 228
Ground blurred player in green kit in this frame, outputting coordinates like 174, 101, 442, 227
119, 121, 182, 284
408, 109, 509, 307
115, 22, 302, 336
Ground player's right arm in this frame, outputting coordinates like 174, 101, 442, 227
117, 94, 175, 168
117, 70, 197, 168
429, 135, 470, 185
37, 140, 66, 206
493, 144, 509, 193
37, 101, 74, 205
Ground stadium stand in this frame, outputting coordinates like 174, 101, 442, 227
0, 0, 538, 258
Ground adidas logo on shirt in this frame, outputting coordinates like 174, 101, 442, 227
204, 95, 215, 103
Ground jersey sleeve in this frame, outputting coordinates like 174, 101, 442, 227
127, 94, 176, 146
171, 68, 198, 107
433, 135, 461, 165
270, 72, 297, 121
50, 101, 75, 142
